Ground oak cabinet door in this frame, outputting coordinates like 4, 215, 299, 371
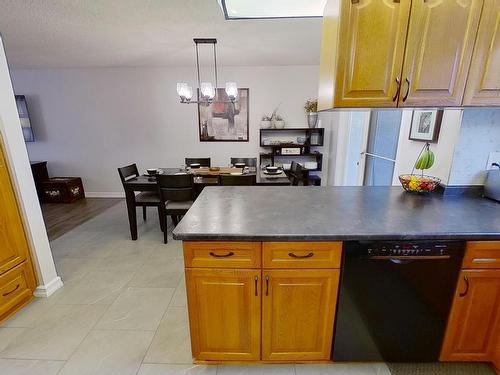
463, 0, 500, 105
185, 268, 261, 361
262, 269, 340, 361
441, 269, 500, 362
334, 0, 411, 108
400, 0, 483, 107
0, 145, 28, 275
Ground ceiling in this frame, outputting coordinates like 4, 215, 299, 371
0, 0, 322, 68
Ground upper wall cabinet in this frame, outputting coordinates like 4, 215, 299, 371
401, 0, 482, 107
334, 0, 411, 108
463, 0, 500, 106
318, 0, 494, 109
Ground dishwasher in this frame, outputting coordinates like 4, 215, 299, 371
333, 240, 464, 362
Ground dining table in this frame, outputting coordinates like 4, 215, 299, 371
122, 167, 291, 240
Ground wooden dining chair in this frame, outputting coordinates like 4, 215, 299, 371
289, 161, 308, 186
118, 164, 162, 221
230, 157, 257, 167
157, 174, 195, 244
185, 158, 211, 167
219, 174, 256, 186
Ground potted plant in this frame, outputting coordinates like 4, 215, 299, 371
272, 114, 285, 129
270, 106, 285, 129
260, 115, 272, 129
399, 142, 441, 193
304, 99, 318, 128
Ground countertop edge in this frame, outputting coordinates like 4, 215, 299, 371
172, 232, 500, 241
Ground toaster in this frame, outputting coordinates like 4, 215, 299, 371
484, 163, 500, 202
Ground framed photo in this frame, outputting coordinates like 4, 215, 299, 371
198, 88, 249, 142
409, 109, 443, 143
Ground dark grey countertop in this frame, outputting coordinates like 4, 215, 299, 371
172, 186, 500, 241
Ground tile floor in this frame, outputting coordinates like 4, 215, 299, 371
0, 201, 392, 375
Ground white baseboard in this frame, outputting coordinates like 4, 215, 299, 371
33, 276, 64, 298
85, 192, 125, 198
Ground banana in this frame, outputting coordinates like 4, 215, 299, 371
414, 145, 435, 171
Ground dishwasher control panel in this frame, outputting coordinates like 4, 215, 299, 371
360, 241, 460, 257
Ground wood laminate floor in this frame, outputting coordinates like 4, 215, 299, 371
41, 198, 123, 240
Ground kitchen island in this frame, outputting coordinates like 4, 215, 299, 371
173, 186, 500, 366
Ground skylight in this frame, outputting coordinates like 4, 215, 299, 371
217, 0, 327, 19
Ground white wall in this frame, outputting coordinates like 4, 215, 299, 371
0, 36, 62, 297
448, 108, 500, 186
392, 110, 463, 185
10, 65, 319, 195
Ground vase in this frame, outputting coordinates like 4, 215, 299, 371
273, 120, 285, 129
307, 112, 318, 128
260, 120, 272, 129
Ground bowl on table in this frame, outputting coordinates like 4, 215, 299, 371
234, 162, 246, 169
399, 174, 441, 193
265, 166, 281, 175
189, 163, 201, 169
146, 168, 159, 176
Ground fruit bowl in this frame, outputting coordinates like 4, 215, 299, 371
399, 174, 441, 193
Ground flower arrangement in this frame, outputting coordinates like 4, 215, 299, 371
304, 99, 318, 113
261, 115, 271, 121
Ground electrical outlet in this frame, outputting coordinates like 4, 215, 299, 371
486, 151, 500, 169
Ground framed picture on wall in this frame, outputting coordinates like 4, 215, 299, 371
409, 109, 443, 143
198, 88, 249, 142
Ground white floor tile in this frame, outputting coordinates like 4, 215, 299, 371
95, 287, 174, 331
0, 304, 107, 360
137, 363, 216, 375
143, 307, 192, 364
169, 276, 187, 307
1, 298, 55, 328
58, 330, 154, 375
0, 359, 64, 375
128, 259, 184, 288
0, 328, 26, 352
218, 364, 295, 375
54, 270, 135, 305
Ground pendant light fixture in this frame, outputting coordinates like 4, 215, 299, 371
177, 38, 238, 105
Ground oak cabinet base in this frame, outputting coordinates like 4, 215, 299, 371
183, 241, 342, 363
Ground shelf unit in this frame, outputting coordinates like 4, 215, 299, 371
259, 128, 324, 185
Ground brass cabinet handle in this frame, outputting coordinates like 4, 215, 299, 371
459, 276, 469, 297
254, 276, 258, 296
392, 77, 401, 102
288, 252, 314, 259
2, 284, 20, 297
209, 251, 234, 258
265, 275, 270, 296
402, 78, 410, 102
351, 0, 360, 4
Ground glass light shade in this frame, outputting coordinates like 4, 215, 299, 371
225, 82, 238, 99
200, 82, 215, 99
176, 82, 188, 99
184, 86, 193, 101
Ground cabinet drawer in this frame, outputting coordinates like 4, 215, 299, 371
463, 241, 500, 269
183, 241, 261, 268
0, 262, 33, 321
263, 242, 342, 269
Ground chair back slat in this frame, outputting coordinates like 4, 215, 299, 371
290, 161, 307, 186
219, 174, 256, 186
157, 174, 194, 202
185, 158, 211, 167
230, 157, 257, 167
118, 164, 139, 185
